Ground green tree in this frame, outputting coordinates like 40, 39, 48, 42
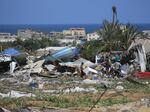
40, 38, 51, 48
98, 20, 122, 51
80, 40, 104, 60
98, 21, 139, 51
121, 24, 140, 49
97, 6, 139, 51
13, 38, 24, 49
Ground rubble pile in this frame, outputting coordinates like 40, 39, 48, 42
0, 46, 150, 111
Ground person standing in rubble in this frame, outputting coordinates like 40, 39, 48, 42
80, 62, 86, 78
102, 56, 112, 76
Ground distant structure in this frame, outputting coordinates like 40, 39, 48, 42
17, 29, 32, 39
143, 30, 150, 36
49, 31, 63, 38
0, 33, 16, 42
32, 30, 45, 39
87, 32, 100, 41
63, 28, 86, 39
0, 33, 11, 38
17, 29, 46, 40
57, 28, 86, 46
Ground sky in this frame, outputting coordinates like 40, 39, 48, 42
0, 0, 150, 24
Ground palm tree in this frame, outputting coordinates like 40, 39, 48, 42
112, 6, 117, 25
98, 5, 141, 51
98, 20, 121, 51
121, 24, 140, 49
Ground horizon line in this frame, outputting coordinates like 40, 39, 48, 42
1, 23, 150, 25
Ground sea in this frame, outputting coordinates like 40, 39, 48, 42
0, 24, 150, 35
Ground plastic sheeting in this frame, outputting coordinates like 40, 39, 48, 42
44, 47, 79, 62
1, 48, 20, 56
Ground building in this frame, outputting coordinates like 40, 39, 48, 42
57, 39, 80, 45
63, 30, 72, 36
63, 28, 86, 39
17, 29, 46, 40
87, 32, 100, 41
17, 29, 32, 39
143, 30, 150, 36
0, 33, 11, 38
49, 31, 63, 38
0, 38, 16, 42
0, 33, 16, 42
32, 31, 46, 39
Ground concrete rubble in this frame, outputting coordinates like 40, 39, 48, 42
0, 46, 148, 94
0, 90, 35, 98
43, 86, 98, 94
0, 46, 150, 112
0, 108, 11, 112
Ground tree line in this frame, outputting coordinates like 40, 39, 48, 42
0, 38, 59, 53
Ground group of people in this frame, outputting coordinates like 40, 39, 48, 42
96, 51, 137, 78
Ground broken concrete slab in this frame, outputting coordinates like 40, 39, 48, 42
24, 60, 45, 69
74, 58, 95, 67
115, 85, 124, 93
82, 79, 100, 84
59, 62, 78, 67
44, 64, 55, 72
0, 108, 11, 112
0, 55, 11, 62
0, 90, 35, 98
83, 67, 98, 75
60, 58, 95, 68
43, 86, 98, 94
0, 77, 19, 84
11, 60, 45, 81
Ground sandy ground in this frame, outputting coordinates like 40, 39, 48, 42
21, 91, 150, 112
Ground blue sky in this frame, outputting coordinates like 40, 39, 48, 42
0, 0, 150, 24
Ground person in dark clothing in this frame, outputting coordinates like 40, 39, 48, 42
128, 49, 136, 64
121, 50, 136, 65
80, 62, 85, 78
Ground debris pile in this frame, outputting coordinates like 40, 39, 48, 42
0, 45, 150, 111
